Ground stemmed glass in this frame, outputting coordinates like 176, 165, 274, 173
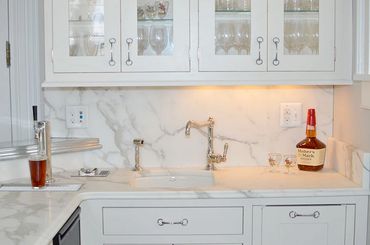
149, 25, 168, 55
268, 153, 282, 172
283, 155, 297, 174
284, 19, 296, 54
303, 18, 319, 54
137, 26, 149, 55
234, 21, 250, 55
156, 0, 170, 19
217, 21, 235, 55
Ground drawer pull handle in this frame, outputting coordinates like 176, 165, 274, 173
289, 211, 320, 219
157, 218, 189, 226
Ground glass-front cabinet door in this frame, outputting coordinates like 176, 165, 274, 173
53, 0, 121, 72
268, 0, 335, 71
198, 0, 267, 72
121, 0, 190, 72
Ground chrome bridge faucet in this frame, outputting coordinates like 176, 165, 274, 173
185, 117, 228, 170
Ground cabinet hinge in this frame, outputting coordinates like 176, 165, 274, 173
51, 50, 54, 63
334, 47, 336, 62
5, 41, 10, 67
197, 47, 200, 61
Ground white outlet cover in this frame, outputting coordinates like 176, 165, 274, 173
66, 106, 88, 129
280, 103, 302, 128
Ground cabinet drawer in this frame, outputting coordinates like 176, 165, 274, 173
261, 205, 346, 245
103, 207, 243, 235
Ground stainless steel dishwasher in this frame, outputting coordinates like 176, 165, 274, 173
53, 207, 81, 245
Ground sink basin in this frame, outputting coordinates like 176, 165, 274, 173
130, 169, 214, 188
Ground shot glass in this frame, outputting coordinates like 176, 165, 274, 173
268, 153, 282, 172
283, 154, 297, 174
29, 154, 47, 189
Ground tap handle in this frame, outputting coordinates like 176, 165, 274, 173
133, 139, 144, 145
223, 143, 229, 158
32, 105, 38, 122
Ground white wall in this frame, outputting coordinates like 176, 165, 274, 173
334, 82, 370, 152
43, 86, 334, 169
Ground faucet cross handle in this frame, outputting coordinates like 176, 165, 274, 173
223, 143, 229, 160
133, 139, 144, 172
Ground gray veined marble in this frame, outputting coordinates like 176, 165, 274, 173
43, 86, 333, 169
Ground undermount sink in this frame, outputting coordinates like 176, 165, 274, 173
129, 169, 214, 188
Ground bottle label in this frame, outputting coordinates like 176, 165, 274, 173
296, 148, 326, 166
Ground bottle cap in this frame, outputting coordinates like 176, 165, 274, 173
307, 108, 316, 126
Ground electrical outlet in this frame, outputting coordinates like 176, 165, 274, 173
280, 103, 302, 128
66, 106, 88, 129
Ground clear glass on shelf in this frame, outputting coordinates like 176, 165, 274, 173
69, 0, 105, 57
214, 0, 251, 56
137, 0, 174, 56
284, 0, 319, 55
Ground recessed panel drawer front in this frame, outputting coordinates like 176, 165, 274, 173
103, 207, 244, 235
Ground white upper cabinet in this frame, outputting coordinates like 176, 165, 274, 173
268, 0, 335, 71
199, 0, 335, 72
121, 0, 190, 72
53, 0, 121, 72
198, 0, 268, 71
44, 0, 352, 86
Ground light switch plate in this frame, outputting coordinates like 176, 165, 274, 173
66, 106, 88, 129
280, 103, 302, 128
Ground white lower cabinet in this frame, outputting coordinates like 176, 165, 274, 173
80, 198, 364, 245
81, 199, 250, 245
253, 204, 357, 245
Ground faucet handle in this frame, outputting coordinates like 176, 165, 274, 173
223, 143, 229, 158
133, 139, 144, 145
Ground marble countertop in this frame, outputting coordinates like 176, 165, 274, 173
0, 167, 368, 245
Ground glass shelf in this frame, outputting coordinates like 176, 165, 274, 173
69, 19, 104, 23
215, 10, 251, 13
284, 10, 319, 13
137, 18, 173, 23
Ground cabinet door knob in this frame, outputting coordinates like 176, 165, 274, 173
289, 211, 320, 219
108, 38, 117, 66
256, 36, 264, 65
272, 37, 280, 66
125, 38, 134, 66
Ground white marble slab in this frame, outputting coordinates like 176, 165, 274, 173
43, 86, 333, 169
0, 167, 368, 245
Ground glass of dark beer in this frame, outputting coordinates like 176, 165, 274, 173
28, 154, 47, 189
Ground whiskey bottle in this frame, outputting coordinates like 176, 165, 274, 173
296, 108, 326, 171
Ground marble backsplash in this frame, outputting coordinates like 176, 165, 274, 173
43, 86, 334, 169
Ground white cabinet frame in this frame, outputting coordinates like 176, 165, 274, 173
44, 0, 353, 86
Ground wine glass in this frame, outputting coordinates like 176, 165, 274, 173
304, 19, 319, 54
268, 153, 282, 172
217, 21, 235, 55
284, 19, 295, 54
145, 3, 157, 19
84, 35, 99, 56
234, 21, 250, 55
156, 0, 170, 19
149, 25, 168, 55
137, 26, 149, 55
283, 154, 297, 174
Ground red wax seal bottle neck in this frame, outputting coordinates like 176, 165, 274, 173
307, 108, 316, 126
